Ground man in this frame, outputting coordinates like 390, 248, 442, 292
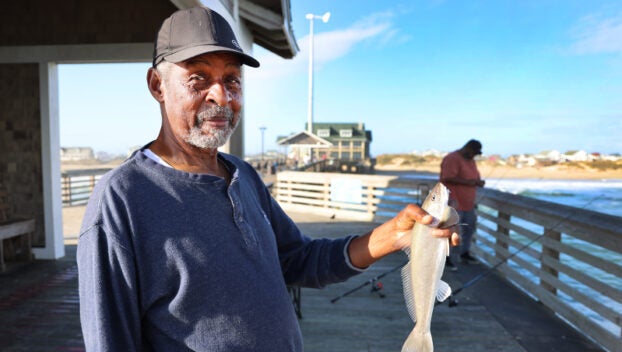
77, 7, 458, 351
440, 139, 486, 270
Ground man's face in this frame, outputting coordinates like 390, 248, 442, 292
465, 147, 481, 160
158, 52, 243, 149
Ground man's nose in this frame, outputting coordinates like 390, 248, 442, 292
206, 82, 231, 106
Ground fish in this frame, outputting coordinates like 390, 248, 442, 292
401, 182, 459, 352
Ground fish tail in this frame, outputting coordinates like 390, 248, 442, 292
401, 329, 433, 352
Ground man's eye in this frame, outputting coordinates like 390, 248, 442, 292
188, 75, 210, 89
226, 77, 241, 86
189, 75, 206, 82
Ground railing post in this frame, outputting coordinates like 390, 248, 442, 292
61, 174, 69, 206
417, 183, 430, 205
323, 180, 330, 209
541, 229, 560, 294
286, 180, 292, 204
66, 175, 73, 206
366, 185, 374, 216
90, 175, 96, 193
496, 212, 511, 263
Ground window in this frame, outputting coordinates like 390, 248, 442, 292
317, 129, 330, 137
339, 129, 352, 138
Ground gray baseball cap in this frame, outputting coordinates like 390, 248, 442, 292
153, 7, 260, 68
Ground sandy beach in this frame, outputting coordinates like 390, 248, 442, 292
375, 162, 622, 180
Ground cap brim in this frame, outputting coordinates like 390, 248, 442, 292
158, 45, 260, 68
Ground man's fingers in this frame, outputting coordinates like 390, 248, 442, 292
451, 232, 461, 247
405, 204, 430, 221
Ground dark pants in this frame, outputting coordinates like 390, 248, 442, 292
453, 209, 477, 256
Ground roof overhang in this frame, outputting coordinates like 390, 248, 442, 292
239, 0, 299, 59
277, 131, 332, 147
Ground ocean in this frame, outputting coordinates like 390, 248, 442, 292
486, 178, 622, 218
392, 171, 622, 218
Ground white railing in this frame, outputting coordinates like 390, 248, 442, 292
61, 169, 111, 206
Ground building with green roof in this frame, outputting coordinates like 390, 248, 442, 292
277, 122, 372, 172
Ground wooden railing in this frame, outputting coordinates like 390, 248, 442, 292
61, 169, 111, 206
273, 171, 435, 221
273, 171, 622, 351
474, 188, 622, 352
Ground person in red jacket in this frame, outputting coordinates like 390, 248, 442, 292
440, 139, 486, 270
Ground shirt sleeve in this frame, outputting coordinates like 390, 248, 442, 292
266, 195, 364, 288
440, 153, 461, 180
77, 223, 143, 351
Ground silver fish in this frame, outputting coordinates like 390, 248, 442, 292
401, 182, 459, 352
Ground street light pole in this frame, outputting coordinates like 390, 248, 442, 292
259, 126, 266, 161
305, 12, 330, 134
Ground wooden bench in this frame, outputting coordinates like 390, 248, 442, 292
0, 189, 35, 272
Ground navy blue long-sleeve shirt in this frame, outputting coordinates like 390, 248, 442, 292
77, 149, 363, 351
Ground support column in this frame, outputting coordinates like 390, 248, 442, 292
33, 62, 64, 260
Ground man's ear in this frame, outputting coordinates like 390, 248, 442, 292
147, 67, 165, 103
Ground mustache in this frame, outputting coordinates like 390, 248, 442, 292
197, 105, 234, 122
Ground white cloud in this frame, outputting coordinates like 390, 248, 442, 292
247, 12, 395, 81
569, 12, 622, 55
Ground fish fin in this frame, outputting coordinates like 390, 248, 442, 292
436, 280, 452, 302
402, 330, 433, 352
401, 264, 417, 323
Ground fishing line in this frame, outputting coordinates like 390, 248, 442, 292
442, 192, 605, 307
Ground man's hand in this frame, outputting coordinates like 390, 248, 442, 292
392, 204, 461, 250
348, 204, 459, 269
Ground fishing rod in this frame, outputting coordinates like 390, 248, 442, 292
331, 260, 408, 303
442, 192, 605, 307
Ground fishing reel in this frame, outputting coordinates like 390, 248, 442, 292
370, 279, 386, 298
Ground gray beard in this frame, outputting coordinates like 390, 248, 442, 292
184, 106, 238, 149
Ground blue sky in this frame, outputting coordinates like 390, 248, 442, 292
59, 0, 622, 157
